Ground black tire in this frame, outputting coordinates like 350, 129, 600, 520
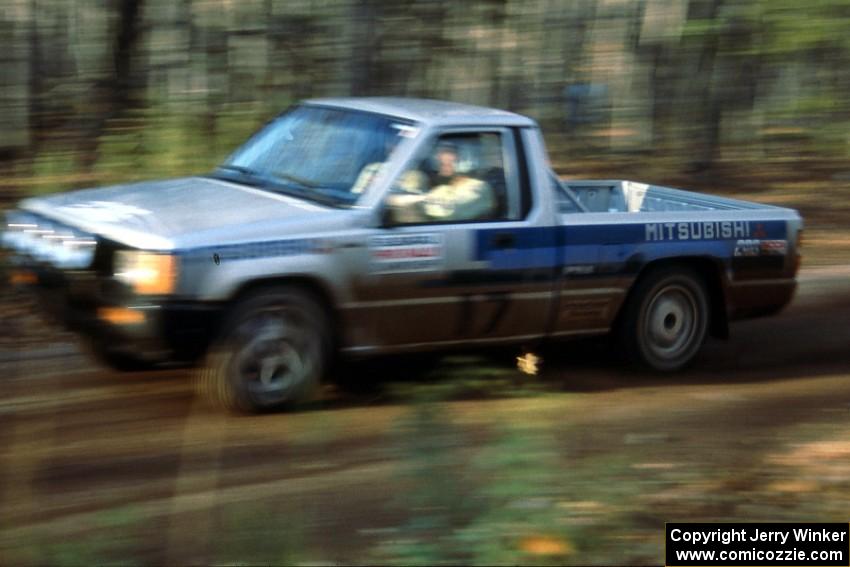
617, 266, 709, 372
196, 287, 331, 413
82, 339, 157, 372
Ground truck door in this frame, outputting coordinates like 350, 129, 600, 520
347, 128, 557, 352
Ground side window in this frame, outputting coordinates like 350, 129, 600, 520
385, 131, 517, 224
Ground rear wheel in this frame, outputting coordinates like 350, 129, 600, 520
618, 267, 709, 372
196, 287, 331, 413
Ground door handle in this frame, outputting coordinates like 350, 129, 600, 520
492, 232, 516, 250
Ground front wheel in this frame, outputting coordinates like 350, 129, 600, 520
196, 287, 331, 413
617, 267, 710, 372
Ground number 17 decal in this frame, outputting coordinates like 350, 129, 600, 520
455, 293, 512, 337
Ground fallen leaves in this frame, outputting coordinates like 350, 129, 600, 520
519, 535, 573, 556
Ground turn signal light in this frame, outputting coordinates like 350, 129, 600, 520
9, 270, 37, 285
98, 307, 145, 325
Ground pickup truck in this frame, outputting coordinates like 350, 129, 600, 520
2, 98, 803, 412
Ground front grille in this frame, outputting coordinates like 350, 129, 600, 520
2, 210, 98, 270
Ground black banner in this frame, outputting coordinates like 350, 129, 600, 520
666, 523, 850, 566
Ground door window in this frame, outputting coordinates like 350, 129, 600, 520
385, 131, 518, 225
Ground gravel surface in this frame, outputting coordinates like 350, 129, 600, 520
0, 287, 76, 357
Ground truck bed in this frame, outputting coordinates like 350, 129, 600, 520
561, 179, 776, 214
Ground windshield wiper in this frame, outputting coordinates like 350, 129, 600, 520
217, 164, 259, 177
214, 165, 342, 207
270, 183, 342, 207
271, 171, 319, 189
217, 165, 318, 191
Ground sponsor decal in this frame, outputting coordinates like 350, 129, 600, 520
563, 264, 595, 275
734, 239, 787, 257
645, 221, 751, 242
310, 238, 336, 254
560, 297, 610, 319
760, 239, 787, 255
734, 239, 761, 257
181, 238, 319, 263
369, 233, 443, 274
391, 124, 420, 138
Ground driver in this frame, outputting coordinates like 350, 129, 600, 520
388, 141, 495, 222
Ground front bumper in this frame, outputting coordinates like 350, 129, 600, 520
2, 208, 217, 363
7, 262, 220, 364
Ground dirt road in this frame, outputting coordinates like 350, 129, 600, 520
1, 266, 849, 565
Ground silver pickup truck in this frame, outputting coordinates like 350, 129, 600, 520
2, 98, 803, 412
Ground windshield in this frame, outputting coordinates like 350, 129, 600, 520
215, 105, 414, 207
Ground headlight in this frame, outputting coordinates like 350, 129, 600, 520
114, 251, 177, 295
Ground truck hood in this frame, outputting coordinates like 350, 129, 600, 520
18, 176, 354, 250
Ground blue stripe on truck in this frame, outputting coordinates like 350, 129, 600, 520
475, 220, 788, 271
